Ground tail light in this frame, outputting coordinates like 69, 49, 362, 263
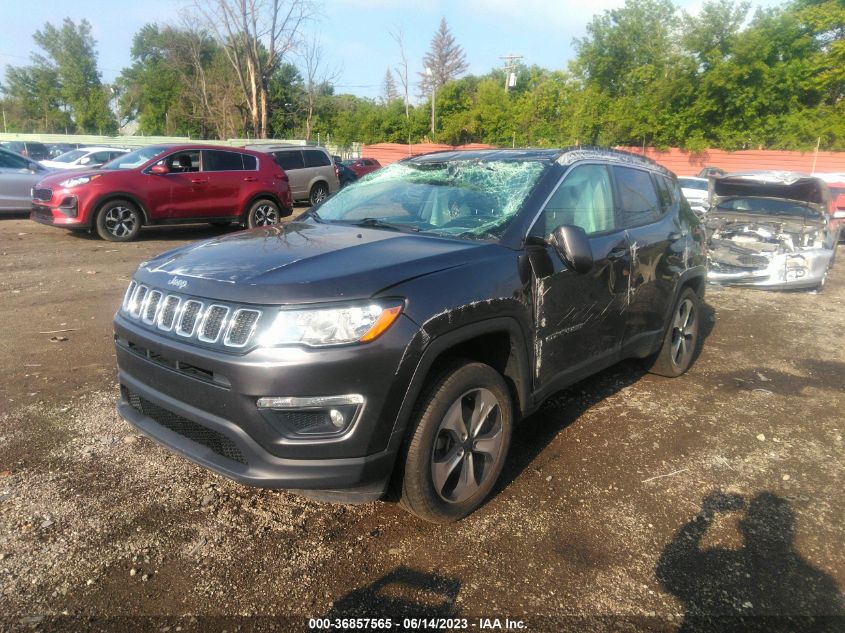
21, 148, 29, 157
334, 164, 340, 179
274, 170, 288, 181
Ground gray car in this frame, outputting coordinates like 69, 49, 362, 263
0, 148, 51, 213
246, 145, 339, 206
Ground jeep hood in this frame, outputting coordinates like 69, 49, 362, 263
135, 220, 499, 304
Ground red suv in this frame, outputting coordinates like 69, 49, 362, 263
344, 157, 381, 178
30, 144, 292, 242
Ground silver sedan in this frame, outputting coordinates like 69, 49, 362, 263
0, 147, 51, 213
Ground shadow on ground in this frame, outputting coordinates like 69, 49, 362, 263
497, 300, 715, 493
657, 491, 844, 632
323, 567, 461, 620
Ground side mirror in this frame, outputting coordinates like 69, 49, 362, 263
549, 224, 593, 274
80, 157, 91, 165
150, 162, 169, 175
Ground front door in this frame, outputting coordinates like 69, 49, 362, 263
527, 163, 630, 395
272, 150, 306, 199
161, 149, 212, 219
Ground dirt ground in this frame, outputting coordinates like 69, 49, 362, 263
1, 214, 843, 633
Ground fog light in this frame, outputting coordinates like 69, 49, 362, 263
329, 409, 345, 428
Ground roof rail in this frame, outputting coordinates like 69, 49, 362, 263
557, 145, 668, 173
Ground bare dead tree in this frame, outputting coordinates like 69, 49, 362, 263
389, 25, 410, 120
191, 0, 314, 138
418, 17, 468, 94
300, 35, 339, 141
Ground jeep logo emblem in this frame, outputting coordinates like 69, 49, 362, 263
168, 277, 188, 290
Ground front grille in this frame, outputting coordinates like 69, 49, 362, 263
736, 254, 771, 269
125, 388, 246, 464
157, 295, 180, 331
32, 187, 52, 202
142, 290, 163, 324
177, 301, 203, 337
224, 309, 260, 347
120, 283, 263, 350
199, 305, 229, 342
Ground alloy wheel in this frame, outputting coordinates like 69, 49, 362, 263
104, 206, 137, 238
670, 298, 697, 368
430, 388, 505, 504
252, 203, 279, 226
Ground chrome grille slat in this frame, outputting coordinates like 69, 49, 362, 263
129, 285, 148, 318
142, 290, 163, 324
176, 300, 204, 337
156, 295, 181, 331
198, 305, 229, 343
225, 309, 261, 347
120, 282, 261, 349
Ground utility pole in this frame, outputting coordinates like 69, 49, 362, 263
499, 54, 522, 92
426, 67, 436, 138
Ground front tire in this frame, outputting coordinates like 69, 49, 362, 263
645, 287, 701, 377
95, 200, 142, 242
309, 182, 329, 206
400, 361, 513, 523
246, 199, 281, 228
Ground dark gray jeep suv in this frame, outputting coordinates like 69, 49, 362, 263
114, 148, 706, 523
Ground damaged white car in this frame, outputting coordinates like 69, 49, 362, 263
706, 172, 839, 290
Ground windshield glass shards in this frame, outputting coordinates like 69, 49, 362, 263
311, 159, 548, 241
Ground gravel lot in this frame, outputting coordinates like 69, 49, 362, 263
1, 215, 843, 632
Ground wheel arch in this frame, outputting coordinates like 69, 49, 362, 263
241, 192, 290, 221
91, 192, 150, 227
387, 317, 531, 455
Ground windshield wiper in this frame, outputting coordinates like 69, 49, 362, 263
353, 218, 419, 232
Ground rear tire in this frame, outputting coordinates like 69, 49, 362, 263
246, 199, 281, 228
309, 182, 329, 206
400, 361, 513, 523
644, 287, 701, 377
95, 199, 142, 242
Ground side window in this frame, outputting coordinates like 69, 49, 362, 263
0, 151, 30, 169
205, 150, 245, 171
242, 154, 257, 170
653, 174, 673, 214
540, 164, 616, 236
273, 151, 304, 171
91, 151, 111, 164
303, 149, 330, 168
165, 150, 200, 173
613, 166, 661, 227
110, 151, 125, 160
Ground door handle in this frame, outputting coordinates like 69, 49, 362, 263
243, 176, 257, 182
190, 178, 208, 184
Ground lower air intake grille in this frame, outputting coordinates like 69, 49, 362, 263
273, 410, 332, 433
125, 389, 246, 464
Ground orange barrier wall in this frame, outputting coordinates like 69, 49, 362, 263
362, 142, 845, 177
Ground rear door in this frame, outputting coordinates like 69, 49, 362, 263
611, 166, 676, 350
272, 150, 306, 198
528, 162, 631, 394
203, 149, 247, 217
302, 149, 336, 193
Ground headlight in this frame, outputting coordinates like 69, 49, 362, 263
60, 174, 101, 188
258, 302, 403, 347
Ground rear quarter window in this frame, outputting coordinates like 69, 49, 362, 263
273, 151, 304, 171
303, 150, 330, 168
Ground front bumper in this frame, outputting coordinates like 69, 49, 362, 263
114, 313, 419, 498
707, 248, 833, 289
30, 199, 85, 228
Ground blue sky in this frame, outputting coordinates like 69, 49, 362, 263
1, 0, 783, 100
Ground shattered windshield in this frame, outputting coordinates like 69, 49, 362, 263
311, 159, 548, 240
